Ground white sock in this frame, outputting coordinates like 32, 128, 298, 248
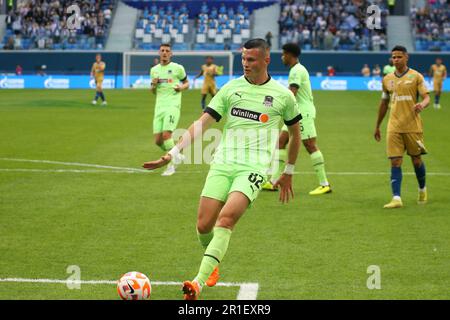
393, 195, 401, 201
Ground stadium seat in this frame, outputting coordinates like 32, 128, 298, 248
232, 34, 242, 44
135, 29, 144, 39
196, 34, 206, 43
143, 34, 152, 43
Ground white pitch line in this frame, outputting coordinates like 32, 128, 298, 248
1, 168, 450, 176
0, 158, 148, 173
0, 278, 259, 300
0, 169, 148, 174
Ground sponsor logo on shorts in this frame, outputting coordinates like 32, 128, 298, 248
230, 107, 269, 123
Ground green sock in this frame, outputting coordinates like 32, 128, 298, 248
197, 229, 214, 249
310, 150, 329, 186
271, 148, 286, 184
162, 138, 175, 152
194, 227, 232, 287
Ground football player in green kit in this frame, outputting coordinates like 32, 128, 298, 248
143, 39, 302, 300
150, 43, 189, 176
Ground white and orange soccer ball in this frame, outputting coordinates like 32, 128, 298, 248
117, 271, 151, 300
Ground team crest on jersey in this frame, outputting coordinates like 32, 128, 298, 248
263, 96, 273, 107
168, 70, 173, 74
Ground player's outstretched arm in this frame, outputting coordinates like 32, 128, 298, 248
274, 122, 301, 203
374, 97, 389, 142
143, 113, 216, 170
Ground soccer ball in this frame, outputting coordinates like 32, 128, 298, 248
117, 271, 151, 300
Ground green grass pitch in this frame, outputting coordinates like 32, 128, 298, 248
0, 89, 449, 300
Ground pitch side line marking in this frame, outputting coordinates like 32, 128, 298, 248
1, 168, 450, 176
0, 278, 258, 300
0, 158, 148, 172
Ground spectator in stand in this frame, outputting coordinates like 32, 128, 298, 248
265, 31, 273, 48
15, 65, 23, 75
372, 64, 381, 77
327, 65, 336, 76
361, 64, 371, 77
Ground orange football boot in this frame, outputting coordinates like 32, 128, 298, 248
182, 280, 201, 300
206, 267, 220, 287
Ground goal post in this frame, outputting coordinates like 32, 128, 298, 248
122, 51, 234, 89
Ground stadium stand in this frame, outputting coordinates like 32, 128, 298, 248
278, 0, 389, 51
411, 0, 450, 52
132, 1, 253, 51
2, 0, 117, 50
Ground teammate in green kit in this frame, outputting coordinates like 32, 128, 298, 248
263, 43, 331, 195
143, 39, 302, 300
150, 43, 189, 176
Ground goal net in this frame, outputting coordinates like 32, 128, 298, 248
122, 51, 234, 89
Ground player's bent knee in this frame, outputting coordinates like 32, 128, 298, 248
196, 223, 213, 234
411, 156, 422, 167
215, 218, 235, 230
390, 157, 403, 167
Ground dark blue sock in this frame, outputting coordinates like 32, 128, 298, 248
391, 166, 402, 197
100, 92, 105, 101
201, 97, 206, 110
435, 95, 440, 104
414, 163, 426, 189
94, 91, 99, 100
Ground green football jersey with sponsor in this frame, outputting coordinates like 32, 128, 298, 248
288, 63, 316, 118
150, 62, 187, 111
205, 76, 301, 171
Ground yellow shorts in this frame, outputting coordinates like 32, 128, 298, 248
95, 77, 104, 86
433, 79, 443, 92
201, 83, 217, 95
387, 132, 427, 158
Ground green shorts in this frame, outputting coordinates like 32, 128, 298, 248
153, 107, 180, 134
281, 114, 317, 140
201, 164, 267, 205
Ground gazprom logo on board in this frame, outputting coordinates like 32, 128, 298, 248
0, 77, 25, 89
44, 77, 70, 89
89, 78, 115, 89
320, 77, 347, 90
366, 78, 382, 91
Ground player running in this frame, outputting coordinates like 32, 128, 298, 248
263, 43, 331, 195
374, 45, 430, 209
91, 53, 107, 106
150, 43, 189, 176
194, 56, 220, 110
143, 39, 301, 300
429, 57, 446, 110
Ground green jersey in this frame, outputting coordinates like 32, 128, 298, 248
150, 62, 187, 111
383, 64, 395, 76
288, 62, 316, 118
206, 76, 301, 171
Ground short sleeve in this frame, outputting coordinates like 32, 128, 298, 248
204, 85, 228, 122
283, 91, 302, 126
150, 66, 155, 79
178, 64, 187, 81
288, 69, 301, 89
417, 73, 429, 96
381, 78, 390, 100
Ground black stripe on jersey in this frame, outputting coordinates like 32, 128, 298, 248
284, 113, 302, 126
244, 75, 272, 85
204, 254, 220, 264
289, 83, 300, 89
204, 107, 222, 122
180, 76, 187, 82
